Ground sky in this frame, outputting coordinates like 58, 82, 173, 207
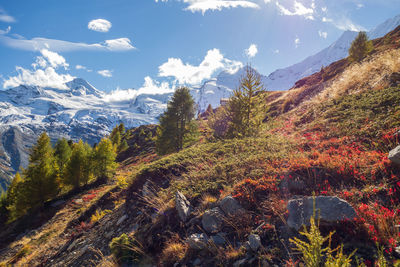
0, 0, 399, 95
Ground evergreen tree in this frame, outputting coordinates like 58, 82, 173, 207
64, 140, 93, 188
16, 133, 59, 212
5, 172, 22, 207
118, 139, 129, 152
118, 123, 126, 134
93, 138, 117, 179
54, 138, 72, 175
349, 31, 373, 62
156, 87, 197, 155
227, 65, 265, 137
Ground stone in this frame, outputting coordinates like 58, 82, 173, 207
248, 234, 261, 251
202, 207, 224, 233
117, 215, 127, 225
51, 200, 65, 207
187, 233, 208, 250
219, 196, 243, 216
193, 258, 202, 266
287, 196, 356, 230
175, 191, 191, 222
233, 258, 247, 267
210, 233, 226, 246
389, 145, 400, 165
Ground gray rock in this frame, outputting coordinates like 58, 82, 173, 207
202, 207, 224, 233
117, 215, 127, 225
210, 233, 226, 246
193, 258, 202, 266
219, 196, 243, 216
187, 233, 209, 250
389, 145, 400, 165
175, 191, 191, 222
287, 196, 356, 230
233, 258, 247, 267
248, 234, 261, 251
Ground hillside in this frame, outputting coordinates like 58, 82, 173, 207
1, 27, 400, 267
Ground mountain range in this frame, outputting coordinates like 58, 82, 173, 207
0, 14, 400, 190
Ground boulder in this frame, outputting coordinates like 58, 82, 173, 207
287, 196, 356, 230
202, 207, 224, 233
175, 191, 191, 222
389, 146, 400, 165
219, 196, 243, 216
210, 233, 226, 246
187, 233, 208, 250
248, 234, 261, 251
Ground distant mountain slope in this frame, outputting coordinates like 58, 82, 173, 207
265, 14, 400, 91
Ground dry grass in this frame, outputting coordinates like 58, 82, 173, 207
200, 194, 218, 209
315, 49, 400, 104
160, 241, 188, 265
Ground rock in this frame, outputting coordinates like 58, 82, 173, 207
175, 191, 191, 222
287, 196, 356, 230
219, 196, 243, 216
193, 258, 202, 266
51, 200, 65, 207
117, 215, 127, 225
248, 234, 261, 251
233, 258, 247, 267
202, 207, 224, 233
395, 246, 400, 256
104, 231, 113, 239
210, 233, 226, 246
187, 233, 209, 250
389, 146, 400, 165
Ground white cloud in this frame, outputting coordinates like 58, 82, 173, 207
76, 65, 92, 72
276, 1, 315, 20
321, 7, 327, 12
245, 44, 258, 58
295, 37, 300, 48
155, 0, 259, 14
0, 26, 11, 35
273, 49, 280, 54
329, 17, 365, 31
103, 76, 175, 102
264, 0, 271, 3
356, 3, 364, 9
0, 8, 16, 23
98, 69, 113, 78
88, 19, 112, 32
158, 48, 243, 85
318, 30, 328, 39
0, 33, 135, 52
3, 50, 74, 89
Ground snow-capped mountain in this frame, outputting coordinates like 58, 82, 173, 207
265, 14, 400, 91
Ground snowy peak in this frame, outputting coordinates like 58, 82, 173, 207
369, 14, 400, 39
265, 14, 400, 91
66, 78, 103, 97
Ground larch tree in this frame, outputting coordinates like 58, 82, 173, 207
156, 87, 197, 155
349, 31, 373, 63
93, 138, 117, 180
227, 65, 266, 138
64, 140, 93, 189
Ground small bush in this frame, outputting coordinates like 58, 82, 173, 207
109, 233, 143, 264
90, 209, 112, 224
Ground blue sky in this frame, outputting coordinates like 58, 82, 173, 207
0, 0, 399, 94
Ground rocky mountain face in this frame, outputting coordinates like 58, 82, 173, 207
265, 14, 400, 91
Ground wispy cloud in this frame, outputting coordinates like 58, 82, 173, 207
158, 48, 242, 85
245, 44, 258, 58
155, 0, 259, 14
0, 8, 16, 23
98, 69, 113, 78
0, 32, 136, 52
76, 65, 92, 72
88, 19, 112, 32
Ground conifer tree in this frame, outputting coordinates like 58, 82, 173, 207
349, 31, 373, 62
64, 140, 93, 188
16, 133, 59, 212
156, 87, 197, 155
118, 139, 129, 152
93, 138, 117, 179
227, 65, 265, 137
54, 138, 72, 175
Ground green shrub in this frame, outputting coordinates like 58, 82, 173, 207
109, 233, 143, 263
